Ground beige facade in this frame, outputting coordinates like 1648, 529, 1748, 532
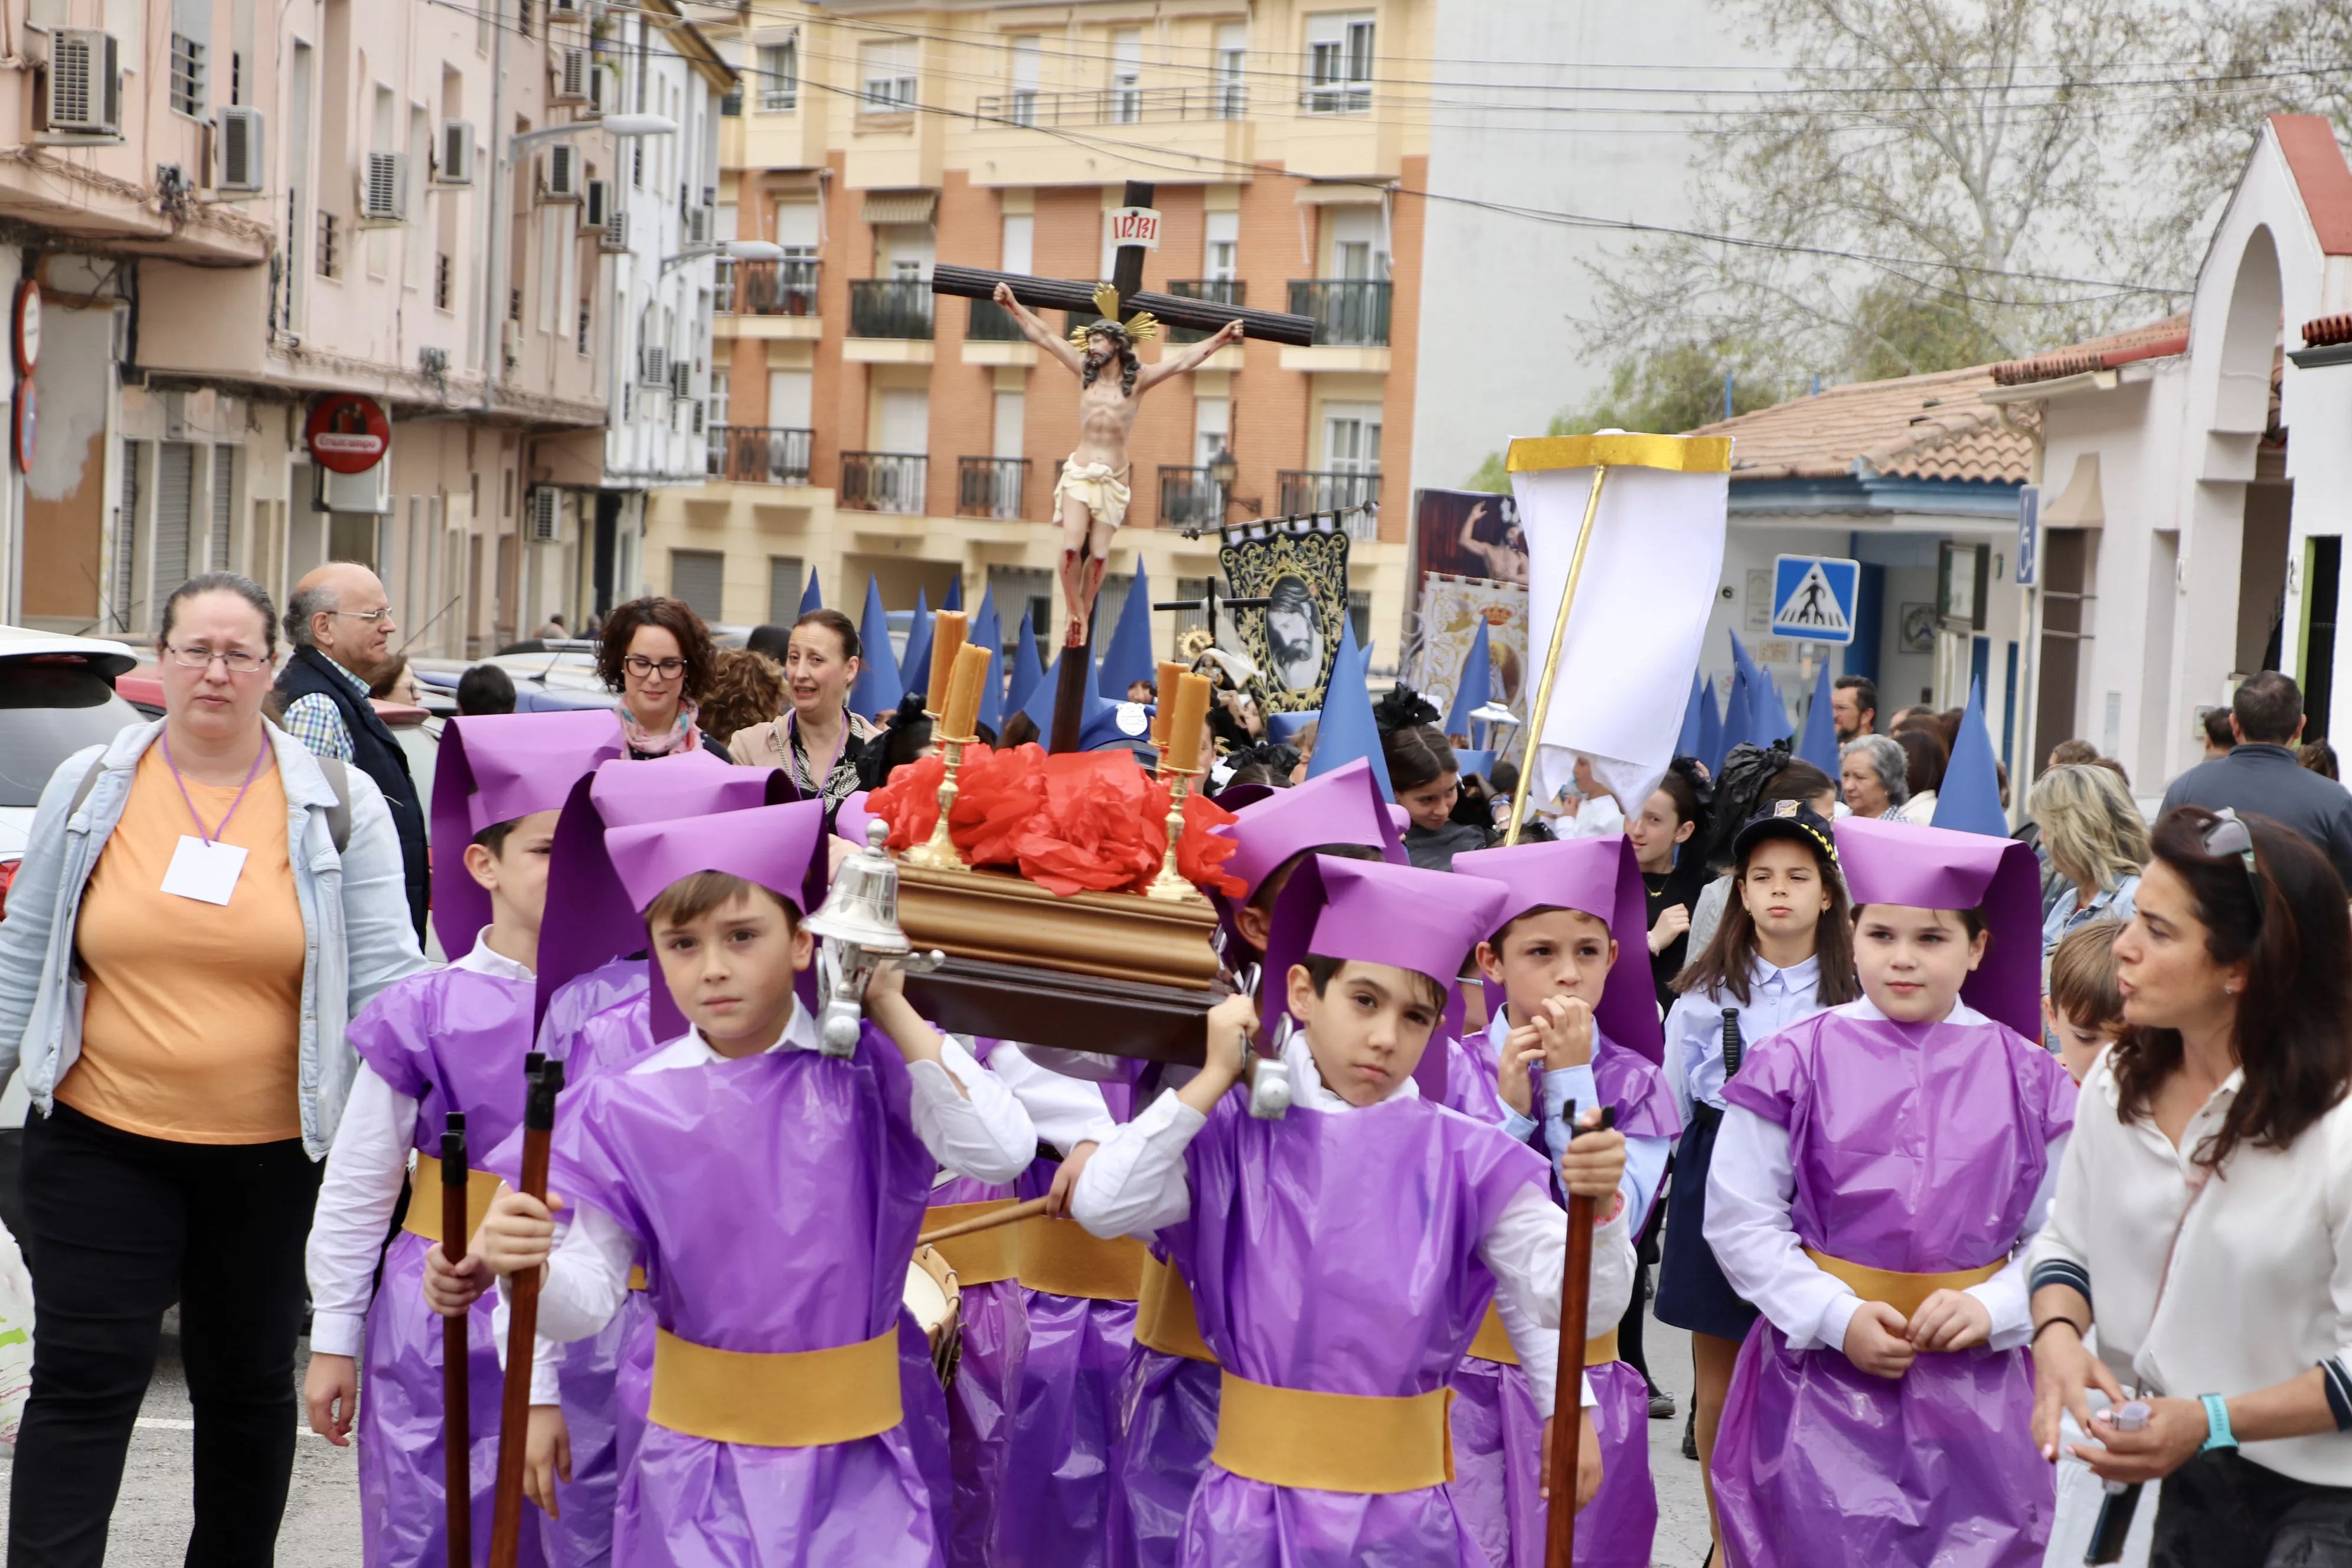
649, 1, 1427, 672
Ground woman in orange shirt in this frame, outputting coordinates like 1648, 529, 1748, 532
0, 572, 425, 1567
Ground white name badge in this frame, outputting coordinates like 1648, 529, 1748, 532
161, 835, 247, 906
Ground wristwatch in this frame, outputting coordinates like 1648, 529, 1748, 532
2198, 1393, 2237, 1453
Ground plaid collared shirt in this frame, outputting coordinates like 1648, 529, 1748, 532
279, 654, 373, 762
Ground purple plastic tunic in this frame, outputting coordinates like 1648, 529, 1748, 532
346, 967, 547, 1568
930, 1158, 1046, 1568
1163, 1089, 1549, 1566
538, 1021, 940, 1568
1109, 1332, 1221, 1568
536, 956, 648, 1063
997, 1279, 1136, 1568
1710, 1008, 2076, 1568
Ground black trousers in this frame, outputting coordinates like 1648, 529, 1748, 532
8, 1103, 321, 1568
2152, 1449, 2352, 1567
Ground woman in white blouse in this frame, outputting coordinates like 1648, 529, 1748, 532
2030, 806, 2352, 1564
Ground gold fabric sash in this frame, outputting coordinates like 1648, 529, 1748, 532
924, 1200, 1021, 1287
402, 1155, 501, 1247
1211, 1371, 1454, 1494
1804, 1248, 2004, 1321
1016, 1219, 1148, 1302
1135, 1254, 1219, 1364
628, 1266, 648, 1292
1464, 1304, 1618, 1367
648, 1327, 901, 1448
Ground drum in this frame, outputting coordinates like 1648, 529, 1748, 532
906, 1244, 963, 1387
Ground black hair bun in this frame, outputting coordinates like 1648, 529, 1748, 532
1374, 682, 1443, 733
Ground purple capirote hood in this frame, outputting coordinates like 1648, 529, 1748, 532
1451, 833, 1665, 1065
427, 710, 626, 959
1834, 814, 2044, 1040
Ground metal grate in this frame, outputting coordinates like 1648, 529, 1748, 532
113, 440, 141, 633
669, 550, 725, 623
316, 210, 339, 277
210, 446, 234, 571
169, 34, 204, 117
839, 452, 927, 514
767, 556, 805, 624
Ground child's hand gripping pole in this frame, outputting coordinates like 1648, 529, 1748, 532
1546, 1102, 1615, 1567
489, 1057, 564, 1568
440, 1113, 471, 1568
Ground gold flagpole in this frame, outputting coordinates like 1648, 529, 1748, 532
1503, 463, 1611, 846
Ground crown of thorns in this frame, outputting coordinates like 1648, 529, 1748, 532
1068, 282, 1158, 349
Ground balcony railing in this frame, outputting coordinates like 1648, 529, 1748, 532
848, 279, 934, 339
1158, 465, 1229, 531
958, 457, 1030, 520
1287, 280, 1391, 347
841, 451, 928, 514
706, 426, 814, 485
1278, 469, 1381, 519
977, 84, 1248, 128
717, 258, 819, 317
1165, 280, 1244, 344
966, 297, 1026, 342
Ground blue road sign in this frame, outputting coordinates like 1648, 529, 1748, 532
2015, 484, 2040, 587
1770, 554, 1860, 645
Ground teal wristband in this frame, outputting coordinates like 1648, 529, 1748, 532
2199, 1393, 2237, 1453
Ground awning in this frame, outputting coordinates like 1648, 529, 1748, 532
1293, 182, 1389, 206
861, 190, 938, 226
2043, 453, 2104, 528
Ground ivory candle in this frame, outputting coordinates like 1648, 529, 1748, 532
1149, 661, 1186, 747
1165, 672, 1212, 772
943, 642, 991, 740
926, 611, 970, 716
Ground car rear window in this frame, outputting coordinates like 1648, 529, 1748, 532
0, 664, 141, 807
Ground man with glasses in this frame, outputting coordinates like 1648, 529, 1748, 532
2157, 671, 2352, 890
274, 563, 429, 938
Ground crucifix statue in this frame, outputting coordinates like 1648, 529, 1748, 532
932, 181, 1317, 749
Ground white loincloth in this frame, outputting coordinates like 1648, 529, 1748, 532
1053, 458, 1132, 533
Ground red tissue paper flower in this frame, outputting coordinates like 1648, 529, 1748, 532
1014, 753, 1164, 896
864, 750, 952, 850
946, 742, 1047, 867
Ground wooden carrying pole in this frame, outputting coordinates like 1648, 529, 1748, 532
918, 1195, 1054, 1246
1503, 465, 1611, 847
1546, 1102, 1614, 1567
440, 1113, 471, 1568
489, 1059, 563, 1568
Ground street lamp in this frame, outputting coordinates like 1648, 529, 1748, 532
661, 239, 783, 275
1198, 442, 1260, 533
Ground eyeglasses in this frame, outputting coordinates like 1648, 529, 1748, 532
2203, 808, 2265, 920
327, 606, 393, 623
622, 655, 686, 679
163, 643, 269, 675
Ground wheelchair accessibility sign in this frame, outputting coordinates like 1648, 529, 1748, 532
1770, 555, 1860, 645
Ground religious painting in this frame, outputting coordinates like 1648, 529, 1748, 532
1413, 486, 1528, 590
1219, 515, 1351, 714
1410, 573, 1529, 747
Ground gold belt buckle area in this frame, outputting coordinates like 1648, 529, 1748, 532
1210, 1371, 1456, 1494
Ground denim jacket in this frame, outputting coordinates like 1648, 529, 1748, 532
0, 720, 429, 1158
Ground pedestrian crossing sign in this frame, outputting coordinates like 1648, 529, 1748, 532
1769, 554, 1860, 645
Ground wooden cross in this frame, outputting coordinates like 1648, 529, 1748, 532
930, 181, 1318, 753
1153, 576, 1271, 653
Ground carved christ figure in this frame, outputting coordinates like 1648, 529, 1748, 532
994, 280, 1245, 645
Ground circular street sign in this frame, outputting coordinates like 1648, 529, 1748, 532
14, 378, 36, 473
305, 392, 391, 474
12, 280, 40, 377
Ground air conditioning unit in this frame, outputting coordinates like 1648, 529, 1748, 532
639, 345, 668, 386
544, 143, 581, 202
46, 28, 121, 136
554, 48, 591, 104
598, 207, 628, 254
360, 151, 407, 223
669, 359, 691, 400
217, 106, 263, 192
435, 120, 474, 185
526, 486, 562, 543
687, 206, 711, 245
581, 179, 609, 231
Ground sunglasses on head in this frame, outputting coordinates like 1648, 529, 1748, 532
2201, 808, 2264, 922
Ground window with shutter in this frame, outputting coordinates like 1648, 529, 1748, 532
153, 443, 195, 599
670, 549, 726, 623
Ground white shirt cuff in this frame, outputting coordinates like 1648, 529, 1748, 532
309, 1309, 367, 1359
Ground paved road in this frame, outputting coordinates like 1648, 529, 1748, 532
0, 1311, 1712, 1567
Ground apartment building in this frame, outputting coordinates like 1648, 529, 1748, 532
649, 0, 1427, 668
1, 0, 725, 656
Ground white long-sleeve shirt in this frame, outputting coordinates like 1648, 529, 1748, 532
2028, 1054, 2352, 1486
1704, 998, 2063, 1357
505, 1002, 1036, 1400
1663, 952, 1827, 1122
307, 936, 533, 1359
1488, 1010, 1671, 1223
981, 1040, 1117, 1155
1070, 1031, 1630, 1417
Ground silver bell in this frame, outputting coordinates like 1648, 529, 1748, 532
1246, 1010, 1293, 1119
806, 819, 942, 1057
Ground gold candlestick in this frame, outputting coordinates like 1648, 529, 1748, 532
902, 734, 972, 870
1145, 766, 1206, 902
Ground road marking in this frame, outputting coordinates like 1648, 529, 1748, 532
133, 1416, 326, 1437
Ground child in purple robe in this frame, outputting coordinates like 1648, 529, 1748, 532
1706, 816, 2077, 1568
1073, 854, 1635, 1568
1654, 799, 1856, 1568
1108, 758, 1408, 1568
1452, 835, 1683, 1568
303, 710, 625, 1568
445, 801, 1035, 1568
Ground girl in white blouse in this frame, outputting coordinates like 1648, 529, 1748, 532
2030, 806, 2352, 1566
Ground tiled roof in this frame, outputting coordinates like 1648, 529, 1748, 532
1989, 315, 2191, 386
1688, 364, 2031, 486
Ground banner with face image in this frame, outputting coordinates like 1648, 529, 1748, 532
1219, 515, 1353, 714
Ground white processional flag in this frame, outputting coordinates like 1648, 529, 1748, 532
1507, 433, 1733, 817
